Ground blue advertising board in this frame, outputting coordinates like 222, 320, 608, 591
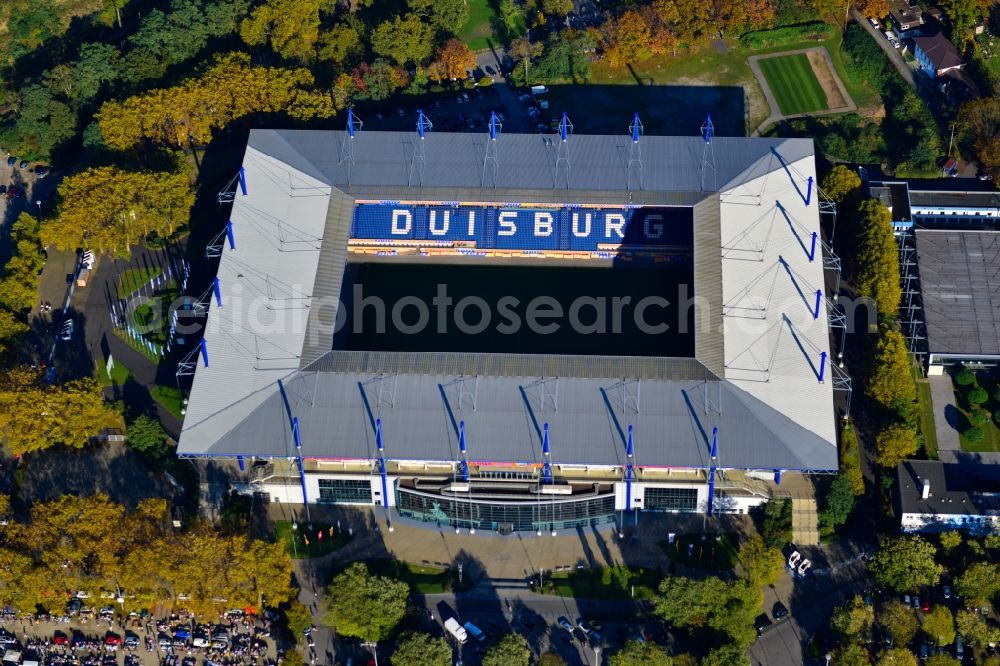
351, 203, 693, 252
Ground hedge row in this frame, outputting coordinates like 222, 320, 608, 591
739, 21, 836, 49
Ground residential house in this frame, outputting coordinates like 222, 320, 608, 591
889, 0, 925, 37
912, 29, 965, 76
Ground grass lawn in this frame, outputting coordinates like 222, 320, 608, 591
117, 267, 164, 299
361, 558, 458, 593
914, 375, 939, 459
544, 565, 659, 600
151, 384, 184, 419
659, 532, 739, 571
275, 520, 352, 559
551, 34, 873, 135
758, 53, 829, 115
458, 0, 497, 51
97, 358, 132, 387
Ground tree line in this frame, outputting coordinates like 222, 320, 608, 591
0, 493, 295, 616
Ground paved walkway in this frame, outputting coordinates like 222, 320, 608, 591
929, 375, 962, 462
748, 46, 857, 136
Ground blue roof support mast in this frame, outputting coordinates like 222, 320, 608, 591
707, 427, 718, 516
554, 112, 573, 188
409, 109, 433, 186
277, 378, 312, 526
627, 113, 643, 192
238, 166, 247, 196
459, 420, 469, 482
701, 114, 717, 191
541, 422, 552, 483
482, 111, 501, 188
339, 108, 363, 181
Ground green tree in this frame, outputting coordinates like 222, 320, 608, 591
867, 323, 917, 412
317, 24, 363, 68
497, 0, 526, 39
73, 42, 121, 101
371, 14, 434, 66
938, 0, 991, 39
880, 600, 919, 646
126, 414, 169, 466
0, 310, 29, 359
938, 531, 962, 553
876, 649, 918, 666
702, 643, 749, 666
608, 639, 674, 666
855, 198, 902, 316
955, 368, 977, 386
821, 165, 862, 203
820, 472, 857, 534
924, 656, 960, 666
542, 0, 574, 18
5, 84, 77, 160
408, 0, 469, 32
738, 535, 784, 587
538, 654, 568, 666
831, 595, 874, 640
322, 562, 408, 643
761, 498, 792, 549
392, 631, 451, 666
532, 29, 594, 83
0, 214, 46, 313
869, 536, 942, 592
955, 562, 1000, 606
956, 609, 1000, 647
656, 576, 758, 648
875, 422, 918, 469
284, 602, 313, 641
967, 386, 988, 404
840, 423, 865, 496
482, 633, 530, 666
831, 644, 869, 666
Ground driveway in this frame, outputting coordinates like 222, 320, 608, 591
851, 10, 917, 89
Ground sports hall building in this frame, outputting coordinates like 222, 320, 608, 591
176, 121, 845, 535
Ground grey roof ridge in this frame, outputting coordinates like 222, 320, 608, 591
723, 378, 838, 470
248, 128, 332, 187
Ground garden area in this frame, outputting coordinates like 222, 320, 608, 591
757, 52, 830, 115
952, 367, 1000, 452
360, 558, 468, 594
456, 0, 497, 51
275, 520, 353, 559
541, 563, 659, 600
659, 532, 739, 571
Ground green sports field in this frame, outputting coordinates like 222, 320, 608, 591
758, 54, 829, 116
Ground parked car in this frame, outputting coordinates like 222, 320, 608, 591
18, 160, 28, 170
868, 17, 880, 28
921, 598, 930, 612
34, 167, 49, 179
557, 617, 574, 633
912, 596, 921, 610
60, 319, 74, 341
773, 602, 789, 620
6, 157, 15, 167
755, 614, 773, 636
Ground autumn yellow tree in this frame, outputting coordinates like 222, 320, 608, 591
959, 97, 1000, 181
0, 213, 46, 313
0, 367, 123, 455
42, 163, 195, 257
855, 198, 901, 316
240, 0, 322, 62
602, 11, 652, 67
822, 165, 862, 204
857, 0, 890, 20
867, 322, 917, 411
434, 39, 477, 81
97, 53, 335, 150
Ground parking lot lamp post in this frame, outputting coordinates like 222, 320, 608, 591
594, 646, 601, 666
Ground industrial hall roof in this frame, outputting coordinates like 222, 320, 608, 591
914, 229, 1000, 358
177, 128, 838, 473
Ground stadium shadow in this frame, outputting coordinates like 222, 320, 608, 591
543, 84, 747, 137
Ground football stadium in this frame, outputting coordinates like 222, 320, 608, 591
176, 115, 846, 538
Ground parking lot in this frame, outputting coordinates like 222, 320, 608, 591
0, 608, 280, 666
354, 80, 554, 138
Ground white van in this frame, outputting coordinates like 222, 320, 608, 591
444, 618, 468, 644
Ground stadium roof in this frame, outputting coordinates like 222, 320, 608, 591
914, 229, 1000, 358
177, 129, 838, 472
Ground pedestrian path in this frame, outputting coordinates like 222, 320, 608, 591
929, 375, 962, 462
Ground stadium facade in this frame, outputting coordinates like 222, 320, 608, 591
177, 123, 843, 534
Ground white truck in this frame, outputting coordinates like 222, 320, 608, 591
444, 617, 468, 644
